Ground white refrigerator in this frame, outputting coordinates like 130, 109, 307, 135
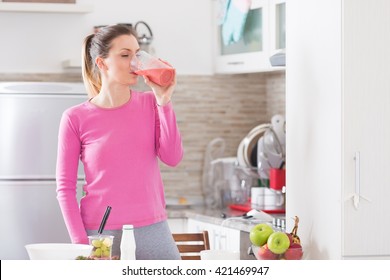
0, 82, 87, 259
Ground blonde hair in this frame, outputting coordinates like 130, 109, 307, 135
81, 24, 138, 98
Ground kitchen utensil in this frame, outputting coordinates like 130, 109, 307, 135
269, 168, 286, 192
256, 116, 286, 179
25, 243, 93, 260
263, 188, 284, 210
263, 128, 283, 156
245, 209, 273, 220
202, 138, 226, 208
257, 137, 272, 178
134, 21, 153, 45
209, 157, 239, 208
251, 187, 265, 209
233, 165, 259, 203
270, 114, 286, 156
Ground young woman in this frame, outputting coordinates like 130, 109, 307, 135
56, 24, 183, 259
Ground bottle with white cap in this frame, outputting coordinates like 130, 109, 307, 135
120, 224, 136, 260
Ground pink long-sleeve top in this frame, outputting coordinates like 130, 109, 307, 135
56, 91, 183, 244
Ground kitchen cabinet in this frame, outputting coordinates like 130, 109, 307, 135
214, 0, 285, 74
187, 218, 240, 252
167, 218, 188, 233
287, 0, 390, 259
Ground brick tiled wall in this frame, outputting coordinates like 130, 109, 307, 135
0, 72, 285, 201
155, 72, 286, 199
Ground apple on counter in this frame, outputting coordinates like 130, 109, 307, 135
249, 223, 274, 246
267, 232, 290, 255
257, 244, 278, 260
284, 243, 303, 260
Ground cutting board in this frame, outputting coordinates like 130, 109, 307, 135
229, 203, 285, 214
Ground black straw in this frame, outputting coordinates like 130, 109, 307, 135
98, 206, 112, 235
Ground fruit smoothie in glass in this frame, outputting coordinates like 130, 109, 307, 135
131, 50, 175, 86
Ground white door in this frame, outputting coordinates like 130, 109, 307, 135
342, 0, 390, 257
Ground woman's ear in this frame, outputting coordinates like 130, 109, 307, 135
95, 57, 106, 71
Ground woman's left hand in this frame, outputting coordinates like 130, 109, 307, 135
143, 71, 176, 106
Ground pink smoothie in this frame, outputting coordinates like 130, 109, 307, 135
135, 68, 175, 87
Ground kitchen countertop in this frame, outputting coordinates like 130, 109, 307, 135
167, 205, 285, 232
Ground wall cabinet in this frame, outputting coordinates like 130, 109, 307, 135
214, 0, 285, 74
287, 0, 390, 259
187, 218, 240, 252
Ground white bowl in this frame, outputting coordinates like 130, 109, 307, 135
200, 250, 240, 260
25, 243, 93, 260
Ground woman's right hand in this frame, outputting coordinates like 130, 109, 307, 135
143, 72, 176, 106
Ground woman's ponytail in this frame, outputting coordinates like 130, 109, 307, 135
82, 34, 101, 98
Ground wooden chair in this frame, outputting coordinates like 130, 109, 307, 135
172, 231, 210, 260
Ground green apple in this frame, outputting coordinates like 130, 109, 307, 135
249, 223, 274, 246
267, 232, 290, 254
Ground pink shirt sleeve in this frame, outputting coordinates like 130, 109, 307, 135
56, 112, 89, 244
155, 102, 184, 166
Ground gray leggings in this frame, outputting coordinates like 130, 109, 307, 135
87, 220, 181, 260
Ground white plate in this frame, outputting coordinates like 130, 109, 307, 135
237, 124, 271, 168
243, 124, 270, 167
237, 138, 247, 167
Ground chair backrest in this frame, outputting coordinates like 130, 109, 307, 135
172, 231, 210, 260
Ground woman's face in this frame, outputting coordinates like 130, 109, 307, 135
101, 34, 140, 86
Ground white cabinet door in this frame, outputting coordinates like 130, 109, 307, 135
187, 219, 240, 251
167, 218, 188, 233
342, 0, 390, 257
220, 226, 241, 252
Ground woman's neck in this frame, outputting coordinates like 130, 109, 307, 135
91, 84, 131, 108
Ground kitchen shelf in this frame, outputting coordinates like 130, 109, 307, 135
0, 2, 93, 13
